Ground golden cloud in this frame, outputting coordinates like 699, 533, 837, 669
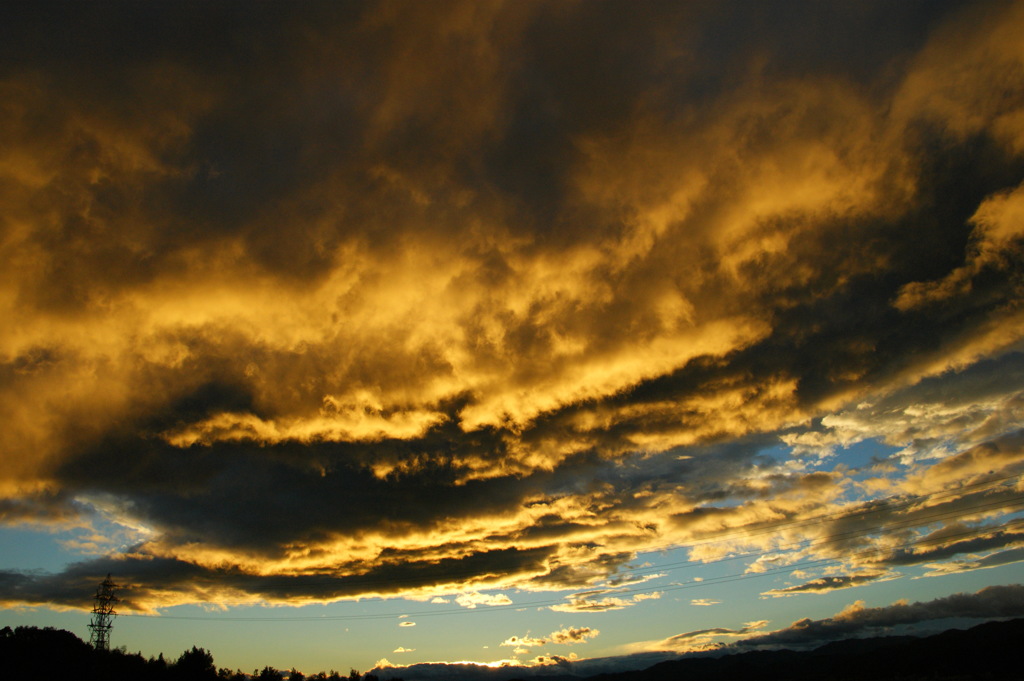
1, 0, 1024, 614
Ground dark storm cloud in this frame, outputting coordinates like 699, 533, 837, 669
881, 521, 1024, 568
920, 546, 1024, 577
641, 584, 1024, 657
0, 489, 81, 525
1, 0, 1023, 610
814, 485, 1024, 558
55, 418, 533, 553
738, 584, 1024, 650
0, 556, 210, 611
0, 543, 550, 613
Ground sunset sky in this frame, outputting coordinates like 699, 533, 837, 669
2, 0, 1024, 677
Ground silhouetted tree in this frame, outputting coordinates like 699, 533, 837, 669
255, 665, 284, 681
173, 645, 217, 681
0, 625, 92, 679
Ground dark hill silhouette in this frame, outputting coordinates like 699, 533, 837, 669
573, 618, 1022, 681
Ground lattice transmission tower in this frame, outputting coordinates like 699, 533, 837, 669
88, 574, 118, 651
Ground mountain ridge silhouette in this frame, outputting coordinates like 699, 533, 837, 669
517, 618, 1021, 681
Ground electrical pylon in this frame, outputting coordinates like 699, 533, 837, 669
88, 574, 118, 651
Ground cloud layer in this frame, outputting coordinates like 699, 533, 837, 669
0, 0, 1023, 617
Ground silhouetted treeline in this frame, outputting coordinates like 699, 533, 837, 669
0, 625, 399, 681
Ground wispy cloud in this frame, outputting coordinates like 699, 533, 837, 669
762, 573, 899, 598
548, 588, 662, 613
455, 592, 513, 609
690, 599, 721, 606
656, 620, 770, 653
501, 626, 599, 652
